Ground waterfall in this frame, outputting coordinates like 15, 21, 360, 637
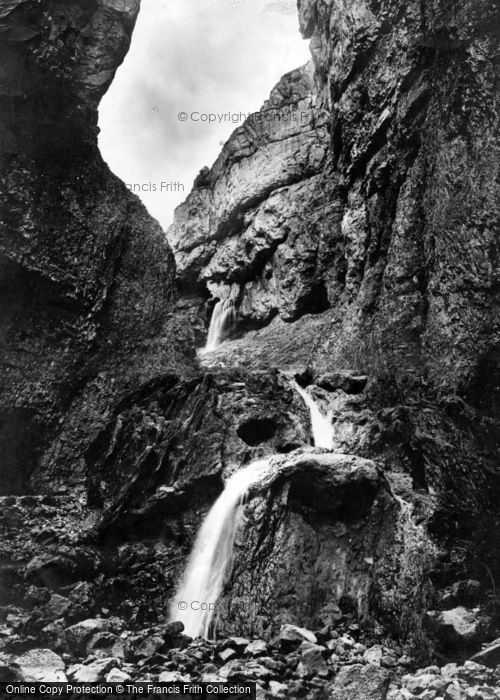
292, 381, 334, 449
203, 299, 236, 352
169, 459, 271, 640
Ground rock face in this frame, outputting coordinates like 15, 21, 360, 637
0, 0, 194, 494
170, 0, 500, 388
166, 0, 500, 659
215, 452, 408, 638
1, 0, 500, 691
297, 0, 500, 385
88, 369, 309, 539
168, 62, 336, 329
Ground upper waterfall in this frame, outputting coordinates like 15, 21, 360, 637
169, 459, 271, 640
203, 299, 236, 353
292, 381, 334, 450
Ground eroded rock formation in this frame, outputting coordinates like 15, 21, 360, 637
1, 0, 500, 696
0, 0, 194, 494
169, 0, 500, 386
167, 0, 500, 663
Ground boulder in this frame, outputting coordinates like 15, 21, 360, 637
40, 620, 68, 653
404, 673, 448, 696
15, 649, 66, 682
218, 659, 272, 682
134, 635, 164, 660
65, 619, 110, 654
427, 608, 486, 648
444, 685, 464, 700
226, 637, 251, 652
218, 648, 238, 664
244, 640, 268, 657
278, 624, 317, 650
327, 664, 392, 700
106, 668, 131, 683
86, 632, 126, 660
296, 643, 327, 676
42, 594, 71, 622
67, 658, 117, 683
363, 645, 384, 666
161, 622, 184, 639
24, 553, 95, 588
268, 681, 288, 698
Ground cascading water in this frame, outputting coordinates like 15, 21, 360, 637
203, 299, 236, 352
169, 459, 271, 640
292, 381, 334, 449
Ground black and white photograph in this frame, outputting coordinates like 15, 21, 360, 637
0, 0, 500, 698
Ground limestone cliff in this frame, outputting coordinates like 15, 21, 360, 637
168, 62, 335, 328
0, 0, 194, 494
169, 0, 500, 388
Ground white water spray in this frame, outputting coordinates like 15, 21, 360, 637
169, 459, 271, 639
203, 299, 236, 352
292, 381, 334, 449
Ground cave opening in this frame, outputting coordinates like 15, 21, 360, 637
237, 417, 277, 446
297, 281, 330, 317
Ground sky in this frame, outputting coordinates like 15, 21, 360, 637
98, 0, 310, 230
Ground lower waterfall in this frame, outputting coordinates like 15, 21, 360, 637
292, 381, 334, 449
169, 459, 271, 640
203, 299, 236, 352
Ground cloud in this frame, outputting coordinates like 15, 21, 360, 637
98, 0, 310, 229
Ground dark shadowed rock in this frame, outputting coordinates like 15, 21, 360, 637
470, 638, 500, 669
42, 595, 71, 622
0, 0, 194, 495
426, 608, 488, 649
161, 622, 185, 639
133, 635, 164, 660
0, 663, 25, 682
24, 552, 96, 587
65, 619, 110, 655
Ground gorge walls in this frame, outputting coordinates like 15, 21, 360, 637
165, 0, 500, 654
169, 0, 500, 388
0, 0, 499, 680
0, 0, 194, 494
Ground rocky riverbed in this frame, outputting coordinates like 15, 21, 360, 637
0, 492, 499, 698
2, 612, 500, 699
